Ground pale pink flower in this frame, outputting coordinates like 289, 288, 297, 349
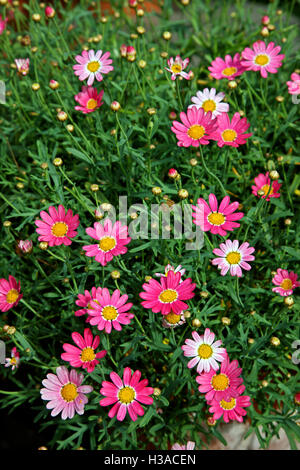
140, 270, 196, 315
210, 112, 252, 148
189, 88, 229, 118
155, 264, 186, 281
87, 288, 134, 334
171, 441, 195, 450
241, 41, 285, 78
251, 172, 281, 200
182, 328, 226, 374
165, 55, 191, 81
73, 50, 114, 86
15, 58, 30, 76
212, 240, 255, 277
192, 194, 244, 236
286, 73, 300, 95
35, 205, 79, 246
196, 356, 243, 402
61, 328, 107, 373
40, 366, 93, 420
208, 53, 245, 80
74, 86, 104, 114
100, 367, 154, 422
208, 384, 251, 423
0, 275, 23, 312
5, 347, 20, 370
83, 219, 131, 266
272, 269, 300, 297
171, 107, 217, 147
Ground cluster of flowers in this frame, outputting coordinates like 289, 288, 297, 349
182, 329, 251, 423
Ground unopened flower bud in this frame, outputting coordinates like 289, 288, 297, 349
261, 26, 269, 37
152, 186, 162, 196
270, 336, 280, 347
111, 270, 120, 280
192, 318, 201, 327
153, 387, 161, 396
18, 240, 33, 254
49, 79, 59, 90
57, 111, 68, 121
45, 6, 55, 18
110, 101, 121, 112
207, 417, 216, 426
53, 157, 63, 166
228, 80, 237, 89
32, 13, 41, 22
178, 189, 188, 199
221, 317, 231, 326
162, 31, 172, 40
39, 241, 48, 250
284, 296, 294, 307
90, 184, 99, 192
32, 83, 40, 91
269, 170, 280, 180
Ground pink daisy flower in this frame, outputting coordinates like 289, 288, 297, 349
83, 219, 131, 266
212, 239, 255, 277
74, 86, 104, 114
182, 328, 226, 374
171, 441, 195, 450
162, 311, 186, 329
87, 288, 134, 334
73, 49, 114, 86
155, 264, 186, 281
40, 366, 93, 420
241, 41, 285, 78
140, 270, 196, 315
208, 53, 245, 80
15, 58, 30, 76
61, 328, 107, 373
210, 112, 252, 148
171, 107, 218, 147
74, 287, 102, 318
5, 347, 20, 370
208, 384, 251, 423
196, 356, 243, 402
251, 172, 281, 201
287, 73, 300, 95
0, 275, 23, 312
100, 367, 154, 422
35, 205, 79, 247
188, 88, 229, 118
192, 194, 244, 237
272, 269, 300, 297
165, 55, 191, 81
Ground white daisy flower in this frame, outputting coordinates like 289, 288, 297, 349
182, 328, 226, 373
155, 264, 186, 282
188, 88, 229, 118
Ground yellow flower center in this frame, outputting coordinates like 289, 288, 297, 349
211, 373, 229, 391
51, 222, 68, 237
6, 289, 19, 304
208, 212, 225, 226
86, 98, 98, 110
198, 344, 213, 359
188, 125, 205, 140
118, 386, 136, 404
171, 64, 182, 74
99, 236, 116, 252
222, 66, 237, 76
202, 99, 216, 113
10, 357, 17, 365
222, 129, 237, 142
255, 54, 269, 66
280, 278, 293, 290
102, 305, 118, 321
80, 347, 96, 362
159, 289, 178, 303
261, 184, 274, 196
219, 397, 236, 410
87, 61, 100, 72
60, 383, 78, 402
165, 312, 182, 324
226, 251, 241, 265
